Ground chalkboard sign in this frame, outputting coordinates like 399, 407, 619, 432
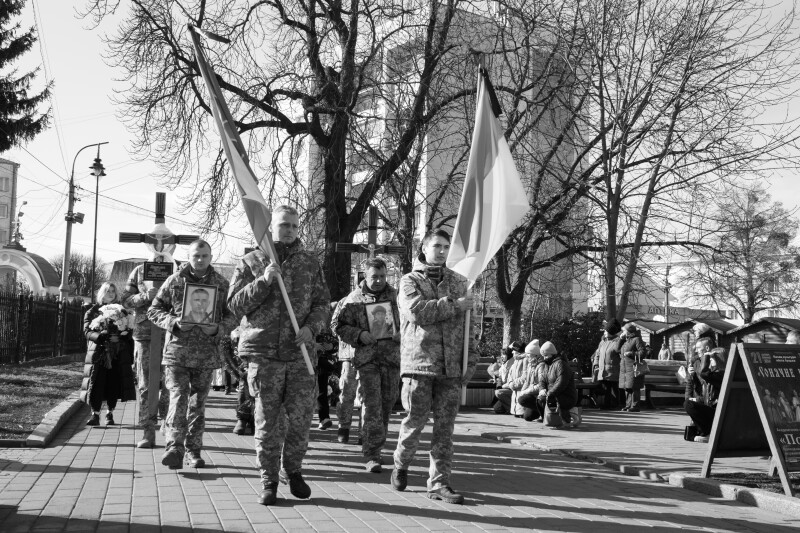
702, 343, 800, 497
142, 261, 174, 282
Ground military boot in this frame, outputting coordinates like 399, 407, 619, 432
286, 471, 311, 499
258, 482, 279, 506
427, 486, 464, 505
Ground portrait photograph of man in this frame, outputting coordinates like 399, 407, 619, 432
365, 302, 395, 341
181, 283, 217, 325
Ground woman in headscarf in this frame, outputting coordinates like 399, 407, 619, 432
592, 319, 624, 410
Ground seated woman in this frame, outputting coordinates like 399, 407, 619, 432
537, 341, 579, 428
516, 340, 546, 422
684, 330, 726, 442
493, 342, 524, 414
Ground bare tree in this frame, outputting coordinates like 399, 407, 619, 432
489, 0, 800, 342
681, 182, 800, 323
50, 253, 108, 298
81, 0, 512, 299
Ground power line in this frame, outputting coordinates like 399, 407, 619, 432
31, 0, 69, 175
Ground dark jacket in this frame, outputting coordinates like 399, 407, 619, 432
619, 329, 648, 389
227, 241, 331, 364
80, 304, 136, 405
684, 348, 726, 406
539, 353, 578, 409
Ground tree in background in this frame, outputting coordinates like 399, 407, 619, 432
49, 252, 108, 299
0, 0, 50, 152
681, 183, 800, 323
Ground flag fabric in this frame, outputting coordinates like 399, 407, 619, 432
447, 70, 529, 285
188, 25, 278, 262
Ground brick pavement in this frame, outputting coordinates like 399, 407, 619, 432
1, 392, 798, 532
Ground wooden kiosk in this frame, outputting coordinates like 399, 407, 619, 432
702, 343, 800, 496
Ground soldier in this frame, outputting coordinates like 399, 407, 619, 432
227, 205, 331, 506
122, 263, 169, 449
332, 257, 401, 472
147, 239, 232, 469
389, 229, 477, 504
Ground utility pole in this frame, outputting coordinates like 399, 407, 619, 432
664, 263, 672, 325
59, 142, 108, 301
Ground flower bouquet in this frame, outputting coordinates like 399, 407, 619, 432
89, 304, 135, 368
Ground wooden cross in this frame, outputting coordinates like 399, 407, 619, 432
118, 192, 198, 419
335, 206, 405, 258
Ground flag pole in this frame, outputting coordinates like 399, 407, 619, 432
188, 25, 313, 375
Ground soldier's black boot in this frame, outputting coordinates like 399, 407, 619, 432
337, 427, 349, 444
391, 469, 407, 491
160, 448, 183, 470
286, 471, 311, 499
232, 420, 246, 435
258, 482, 278, 506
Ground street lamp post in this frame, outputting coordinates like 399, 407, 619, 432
59, 142, 109, 301
89, 150, 107, 304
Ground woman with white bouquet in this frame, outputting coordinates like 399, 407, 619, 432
81, 282, 137, 426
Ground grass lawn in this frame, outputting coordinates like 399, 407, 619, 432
0, 360, 84, 440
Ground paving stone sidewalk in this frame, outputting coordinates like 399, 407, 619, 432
1, 392, 798, 532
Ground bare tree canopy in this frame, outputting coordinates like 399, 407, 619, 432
681, 182, 800, 323
81, 0, 513, 299
491, 0, 800, 342
50, 252, 107, 298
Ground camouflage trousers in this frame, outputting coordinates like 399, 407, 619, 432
163, 366, 213, 454
358, 362, 400, 461
249, 359, 316, 483
393, 375, 461, 490
336, 361, 358, 429
134, 340, 168, 432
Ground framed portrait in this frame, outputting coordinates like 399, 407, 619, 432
181, 283, 218, 325
364, 302, 396, 341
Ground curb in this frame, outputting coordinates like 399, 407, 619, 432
24, 392, 84, 448
477, 430, 800, 518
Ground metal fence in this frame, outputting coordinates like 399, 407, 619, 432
0, 291, 86, 364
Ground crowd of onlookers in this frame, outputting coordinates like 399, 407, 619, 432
486, 320, 800, 443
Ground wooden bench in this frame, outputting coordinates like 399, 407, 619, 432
569, 360, 602, 408
643, 360, 686, 409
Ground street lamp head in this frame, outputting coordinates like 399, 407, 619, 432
90, 157, 106, 177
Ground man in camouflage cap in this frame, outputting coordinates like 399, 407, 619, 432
227, 205, 331, 506
147, 239, 233, 469
332, 257, 401, 473
390, 228, 477, 505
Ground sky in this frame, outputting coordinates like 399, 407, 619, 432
5, 1, 800, 270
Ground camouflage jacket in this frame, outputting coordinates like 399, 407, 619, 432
226, 241, 331, 364
397, 257, 477, 378
331, 281, 400, 369
120, 264, 156, 341
147, 263, 233, 369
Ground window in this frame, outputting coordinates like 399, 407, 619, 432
0, 204, 7, 218
0, 177, 8, 192
0, 230, 6, 243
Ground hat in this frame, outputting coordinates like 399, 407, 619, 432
540, 341, 558, 357
623, 322, 637, 334
507, 341, 525, 353
524, 339, 541, 356
693, 323, 712, 339
604, 318, 622, 335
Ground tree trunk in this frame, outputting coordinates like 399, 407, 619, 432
503, 303, 524, 348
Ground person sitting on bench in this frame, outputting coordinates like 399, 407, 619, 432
684, 332, 726, 443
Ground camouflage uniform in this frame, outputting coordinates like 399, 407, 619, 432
332, 281, 401, 460
227, 241, 330, 484
121, 264, 168, 438
147, 263, 233, 456
392, 257, 477, 491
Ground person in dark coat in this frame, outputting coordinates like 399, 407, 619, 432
684, 336, 726, 442
592, 319, 624, 409
619, 323, 648, 412
81, 282, 137, 427
536, 341, 579, 428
